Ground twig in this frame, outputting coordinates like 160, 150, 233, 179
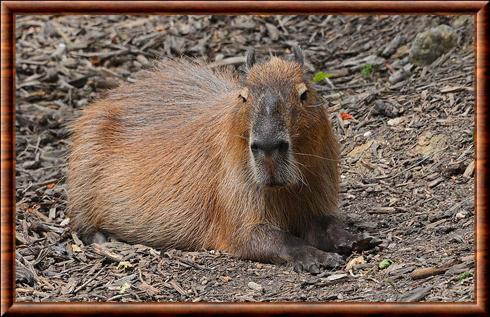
72, 266, 105, 294
92, 243, 124, 263
207, 56, 246, 68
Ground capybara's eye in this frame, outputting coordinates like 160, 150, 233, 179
300, 91, 308, 102
296, 83, 308, 103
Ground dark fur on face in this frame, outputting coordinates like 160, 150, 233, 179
235, 51, 323, 188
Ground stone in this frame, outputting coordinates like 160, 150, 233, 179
410, 25, 458, 66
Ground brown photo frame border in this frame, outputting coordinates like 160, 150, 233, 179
1, 1, 488, 315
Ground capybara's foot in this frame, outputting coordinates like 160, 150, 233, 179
82, 231, 111, 244
238, 224, 344, 274
335, 232, 382, 256
305, 215, 382, 256
290, 246, 343, 274
92, 231, 108, 244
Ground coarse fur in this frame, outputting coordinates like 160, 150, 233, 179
68, 54, 340, 262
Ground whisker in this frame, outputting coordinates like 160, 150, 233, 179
293, 151, 339, 162
289, 161, 310, 192
294, 160, 315, 176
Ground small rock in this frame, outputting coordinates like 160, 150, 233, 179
455, 211, 467, 219
410, 25, 458, 66
387, 117, 404, 126
136, 54, 149, 66
247, 281, 264, 292
373, 100, 401, 118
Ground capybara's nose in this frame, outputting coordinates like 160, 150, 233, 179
250, 139, 289, 156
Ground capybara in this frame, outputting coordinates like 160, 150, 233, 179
68, 47, 376, 273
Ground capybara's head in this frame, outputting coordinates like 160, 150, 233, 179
230, 46, 329, 189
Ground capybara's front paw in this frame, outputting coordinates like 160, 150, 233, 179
336, 232, 382, 255
352, 233, 383, 252
291, 246, 343, 274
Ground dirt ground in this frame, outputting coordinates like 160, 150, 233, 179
15, 15, 475, 302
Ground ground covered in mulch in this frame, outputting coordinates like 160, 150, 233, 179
15, 15, 475, 302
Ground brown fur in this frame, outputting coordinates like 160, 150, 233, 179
68, 56, 340, 262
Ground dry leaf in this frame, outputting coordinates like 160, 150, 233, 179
345, 255, 366, 271
71, 244, 82, 253
340, 112, 354, 120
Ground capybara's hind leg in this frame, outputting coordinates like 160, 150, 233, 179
91, 231, 108, 244
82, 231, 118, 244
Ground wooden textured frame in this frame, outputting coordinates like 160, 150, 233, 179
1, 1, 488, 316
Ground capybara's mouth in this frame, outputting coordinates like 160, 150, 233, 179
260, 171, 289, 188
252, 157, 296, 189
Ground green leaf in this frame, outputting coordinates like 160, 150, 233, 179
458, 271, 473, 281
361, 64, 373, 77
378, 259, 393, 269
312, 71, 333, 83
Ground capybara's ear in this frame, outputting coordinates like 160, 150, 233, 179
246, 47, 256, 70
291, 45, 304, 66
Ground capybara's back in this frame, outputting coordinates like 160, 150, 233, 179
68, 60, 239, 250
69, 48, 363, 272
